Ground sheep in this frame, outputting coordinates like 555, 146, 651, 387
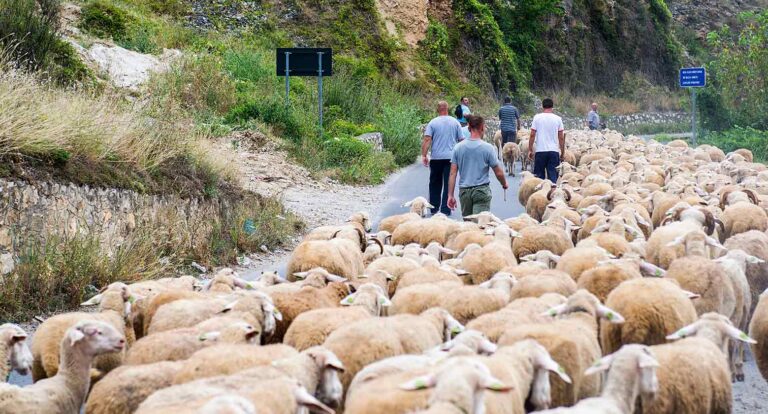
322, 307, 465, 393
724, 230, 768, 312
643, 313, 757, 413
534, 344, 660, 414
446, 229, 494, 253
284, 283, 391, 350
379, 197, 433, 234
124, 320, 260, 365
512, 223, 574, 260
460, 225, 518, 284
394, 264, 464, 292
520, 249, 560, 269
502, 142, 520, 176
172, 344, 298, 384
136, 374, 333, 414
269, 281, 351, 343
499, 290, 624, 408
0, 324, 33, 381
601, 278, 698, 354
555, 246, 613, 281
750, 288, 768, 382
85, 361, 183, 414
286, 237, 364, 281
0, 320, 125, 414
505, 213, 540, 232
303, 211, 371, 247
509, 269, 577, 300
578, 233, 632, 258
466, 293, 567, 342
519, 172, 544, 206
31, 284, 131, 381
391, 216, 463, 247
721, 198, 768, 238
576, 260, 642, 303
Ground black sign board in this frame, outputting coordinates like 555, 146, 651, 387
276, 48, 333, 77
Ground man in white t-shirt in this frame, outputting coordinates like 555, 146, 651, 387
528, 98, 565, 182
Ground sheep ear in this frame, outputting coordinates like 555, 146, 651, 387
453, 268, 470, 276
535, 352, 572, 384
439, 246, 457, 255
325, 274, 348, 283
402, 200, 414, 207
666, 235, 686, 248
480, 374, 514, 392
666, 322, 699, 340
293, 272, 309, 280
680, 289, 701, 299
81, 293, 102, 307
378, 295, 392, 307
705, 237, 725, 250
294, 386, 335, 414
68, 328, 86, 346
746, 255, 765, 264
637, 352, 660, 369
478, 280, 493, 289
584, 354, 614, 376
724, 324, 758, 344
219, 301, 237, 313
521, 254, 535, 262
340, 293, 357, 306
542, 304, 567, 317
596, 304, 625, 323
484, 227, 495, 235
123, 301, 132, 318
198, 331, 221, 342
546, 252, 561, 263
400, 374, 437, 390
634, 212, 651, 228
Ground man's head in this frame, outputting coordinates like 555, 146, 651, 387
467, 115, 485, 135
504, 96, 511, 104
542, 98, 554, 110
591, 102, 598, 111
461, 97, 470, 106
437, 101, 449, 115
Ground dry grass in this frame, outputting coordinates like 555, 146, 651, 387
544, 88, 682, 116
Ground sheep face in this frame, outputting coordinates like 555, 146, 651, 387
306, 347, 345, 409
67, 320, 125, 357
585, 344, 660, 399
1, 324, 33, 375
402, 197, 434, 217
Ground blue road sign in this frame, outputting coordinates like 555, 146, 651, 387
680, 67, 706, 87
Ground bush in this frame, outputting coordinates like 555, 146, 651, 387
0, 0, 60, 71
334, 151, 397, 184
377, 103, 424, 165
46, 39, 92, 85
699, 127, 768, 162
227, 97, 309, 142
321, 135, 373, 167
80, 0, 132, 39
423, 20, 449, 67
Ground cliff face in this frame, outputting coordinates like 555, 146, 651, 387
667, 0, 768, 38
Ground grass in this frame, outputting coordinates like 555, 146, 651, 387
699, 127, 768, 162
544, 87, 684, 117
616, 121, 691, 136
0, 193, 302, 321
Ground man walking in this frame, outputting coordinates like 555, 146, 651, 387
423, 101, 463, 215
455, 96, 471, 126
587, 102, 600, 130
447, 115, 508, 217
528, 98, 564, 183
498, 96, 521, 145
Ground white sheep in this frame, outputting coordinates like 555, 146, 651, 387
0, 321, 125, 413
0, 324, 32, 381
379, 197, 434, 233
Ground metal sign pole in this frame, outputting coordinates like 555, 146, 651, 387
284, 52, 291, 107
691, 88, 697, 146
318, 52, 324, 139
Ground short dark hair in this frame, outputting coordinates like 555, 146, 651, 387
542, 98, 554, 109
460, 96, 468, 101
466, 115, 485, 131
504, 96, 511, 104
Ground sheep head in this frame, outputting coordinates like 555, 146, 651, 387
402, 197, 434, 217
666, 312, 756, 355
584, 344, 660, 399
0, 324, 32, 376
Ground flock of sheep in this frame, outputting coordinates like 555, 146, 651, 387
2, 129, 768, 413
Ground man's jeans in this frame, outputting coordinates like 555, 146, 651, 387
533, 151, 560, 183
501, 130, 517, 145
429, 159, 451, 215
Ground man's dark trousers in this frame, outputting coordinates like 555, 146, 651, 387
501, 131, 516, 145
533, 151, 560, 183
429, 159, 452, 215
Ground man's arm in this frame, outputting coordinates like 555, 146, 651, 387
558, 130, 565, 157
528, 130, 536, 159
493, 165, 508, 189
516, 109, 521, 131
446, 164, 459, 209
421, 136, 432, 167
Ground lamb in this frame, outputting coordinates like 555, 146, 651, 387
322, 307, 465, 393
284, 283, 391, 350
85, 361, 183, 414
750, 288, 768, 382
124, 320, 260, 365
172, 344, 298, 384
378, 197, 433, 234
0, 321, 125, 414
0, 324, 33, 381
269, 281, 351, 343
286, 237, 364, 281
724, 230, 768, 312
460, 225, 518, 284
641, 313, 757, 413
502, 142, 520, 176
32, 284, 131, 381
534, 344, 660, 414
499, 290, 624, 408
601, 278, 698, 354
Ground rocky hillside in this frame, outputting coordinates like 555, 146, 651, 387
667, 0, 768, 38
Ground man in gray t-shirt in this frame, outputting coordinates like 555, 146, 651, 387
446, 116, 508, 217
587, 102, 601, 130
423, 101, 463, 215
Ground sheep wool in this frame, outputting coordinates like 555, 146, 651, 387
750, 289, 768, 382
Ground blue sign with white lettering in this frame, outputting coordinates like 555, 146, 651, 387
680, 67, 706, 87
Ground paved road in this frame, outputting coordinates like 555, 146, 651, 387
375, 161, 525, 228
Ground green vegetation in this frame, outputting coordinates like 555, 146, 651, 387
0, 195, 301, 321
700, 128, 768, 162
616, 122, 690, 136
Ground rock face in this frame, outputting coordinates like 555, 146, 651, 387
355, 132, 384, 152
0, 179, 230, 271
667, 0, 768, 38
87, 44, 181, 90
374, 0, 429, 47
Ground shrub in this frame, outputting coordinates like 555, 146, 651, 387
80, 0, 132, 40
0, 0, 60, 71
334, 150, 397, 184
376, 102, 424, 165
321, 135, 373, 167
700, 127, 768, 162
423, 20, 449, 67
45, 39, 92, 85
227, 97, 309, 142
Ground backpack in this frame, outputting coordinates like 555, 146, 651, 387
454, 104, 463, 119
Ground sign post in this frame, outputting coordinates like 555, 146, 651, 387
276, 48, 333, 139
679, 67, 706, 146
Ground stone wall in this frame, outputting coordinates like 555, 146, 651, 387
0, 178, 231, 274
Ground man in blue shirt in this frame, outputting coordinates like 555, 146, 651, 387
456, 97, 471, 126
447, 115, 508, 217
423, 101, 464, 215
587, 103, 601, 130
498, 96, 521, 145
